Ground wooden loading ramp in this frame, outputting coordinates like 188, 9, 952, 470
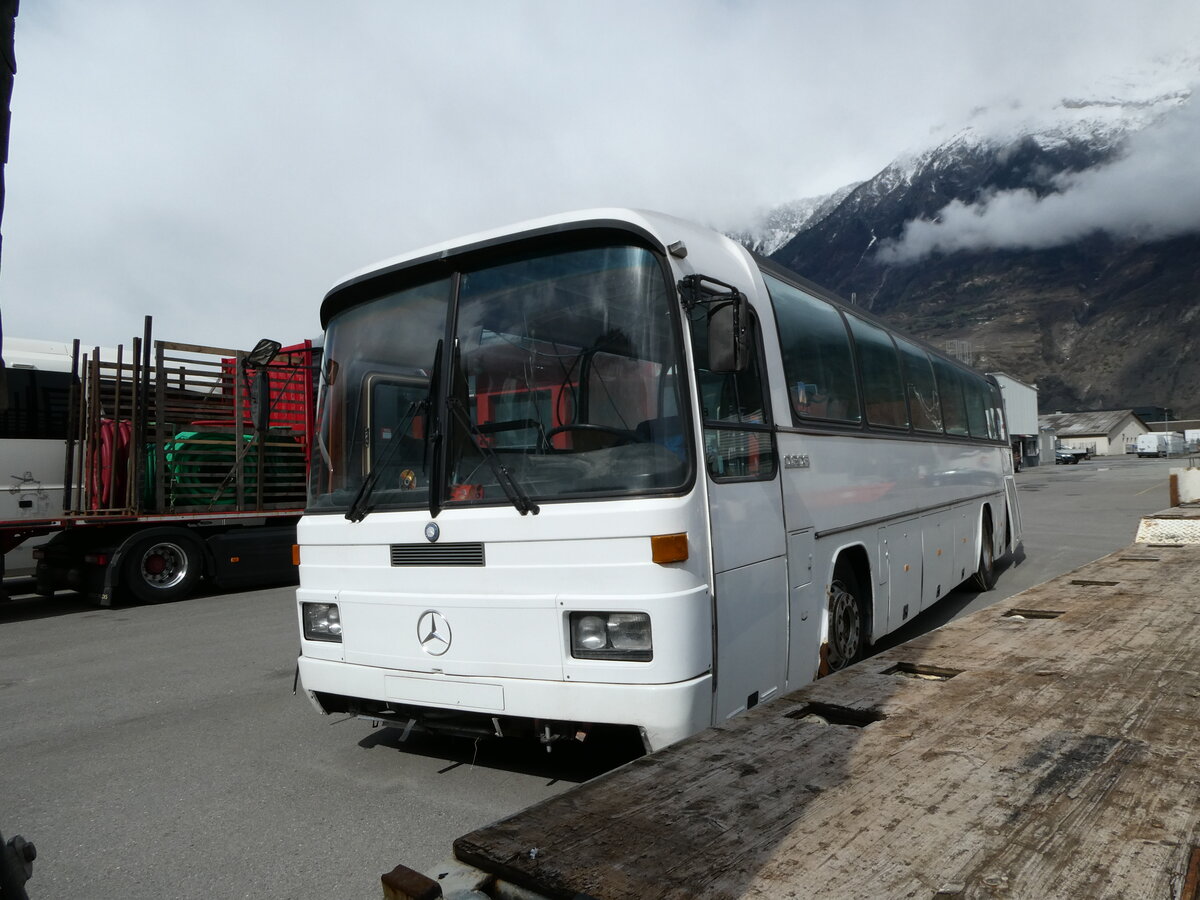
391, 520, 1200, 900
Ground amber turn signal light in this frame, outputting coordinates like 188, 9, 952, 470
650, 533, 688, 564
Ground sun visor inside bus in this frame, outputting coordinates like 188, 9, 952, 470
707, 294, 749, 373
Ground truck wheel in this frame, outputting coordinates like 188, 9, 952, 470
827, 565, 866, 672
971, 520, 997, 592
123, 534, 203, 603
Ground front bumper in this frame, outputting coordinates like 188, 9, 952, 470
298, 655, 712, 753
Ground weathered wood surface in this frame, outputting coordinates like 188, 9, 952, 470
453, 542, 1200, 899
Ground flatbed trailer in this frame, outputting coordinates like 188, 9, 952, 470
0, 320, 317, 604
386, 507, 1200, 900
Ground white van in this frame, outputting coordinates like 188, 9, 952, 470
1135, 432, 1185, 458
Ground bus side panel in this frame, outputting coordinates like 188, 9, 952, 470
953, 505, 976, 586
0, 438, 64, 523
1004, 474, 1023, 549
921, 510, 956, 610
879, 518, 921, 634
786, 528, 820, 687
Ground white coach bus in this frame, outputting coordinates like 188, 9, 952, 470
296, 209, 1021, 753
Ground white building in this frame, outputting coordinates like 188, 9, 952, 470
990, 373, 1039, 467
1038, 410, 1149, 456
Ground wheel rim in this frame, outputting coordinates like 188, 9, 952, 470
138, 541, 190, 590
828, 579, 861, 670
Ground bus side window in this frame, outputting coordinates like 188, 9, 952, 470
964, 374, 990, 439
762, 273, 861, 425
985, 381, 1006, 441
895, 338, 943, 433
932, 357, 970, 436
847, 314, 909, 429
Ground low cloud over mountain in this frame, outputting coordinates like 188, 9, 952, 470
738, 71, 1200, 417
880, 89, 1200, 262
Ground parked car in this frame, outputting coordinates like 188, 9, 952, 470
1055, 448, 1080, 464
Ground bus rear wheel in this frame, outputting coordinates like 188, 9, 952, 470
827, 566, 865, 672
123, 533, 203, 604
971, 521, 997, 592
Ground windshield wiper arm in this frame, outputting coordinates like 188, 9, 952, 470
446, 398, 539, 516
345, 400, 424, 523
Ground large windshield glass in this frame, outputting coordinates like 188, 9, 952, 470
308, 278, 451, 512
308, 240, 692, 514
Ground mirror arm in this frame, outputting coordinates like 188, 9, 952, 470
678, 273, 743, 310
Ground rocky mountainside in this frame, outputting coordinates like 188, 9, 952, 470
742, 79, 1200, 417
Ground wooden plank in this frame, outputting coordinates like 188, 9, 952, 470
452, 542, 1200, 899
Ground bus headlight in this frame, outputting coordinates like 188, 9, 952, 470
569, 612, 652, 661
302, 602, 343, 642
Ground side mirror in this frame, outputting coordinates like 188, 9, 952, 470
707, 294, 749, 373
242, 338, 280, 432
249, 369, 271, 433
245, 338, 282, 370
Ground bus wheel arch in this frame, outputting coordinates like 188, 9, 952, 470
822, 546, 872, 675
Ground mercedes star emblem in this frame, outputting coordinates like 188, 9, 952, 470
417, 610, 451, 656
424, 522, 440, 543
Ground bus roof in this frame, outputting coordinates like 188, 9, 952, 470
3, 337, 76, 371
320, 209, 749, 324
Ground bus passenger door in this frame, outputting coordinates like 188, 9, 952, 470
690, 299, 788, 724
706, 436, 787, 723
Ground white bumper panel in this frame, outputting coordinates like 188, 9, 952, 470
298, 655, 712, 751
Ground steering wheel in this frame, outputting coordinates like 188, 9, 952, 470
545, 423, 644, 450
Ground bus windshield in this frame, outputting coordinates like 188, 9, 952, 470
309, 241, 692, 515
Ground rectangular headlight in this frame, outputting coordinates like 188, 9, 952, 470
302, 602, 342, 643
569, 611, 652, 661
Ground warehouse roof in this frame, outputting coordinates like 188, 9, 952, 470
1038, 409, 1144, 437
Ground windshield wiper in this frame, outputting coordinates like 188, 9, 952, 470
446, 398, 540, 516
345, 399, 425, 523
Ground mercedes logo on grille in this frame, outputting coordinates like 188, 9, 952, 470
417, 610, 451, 656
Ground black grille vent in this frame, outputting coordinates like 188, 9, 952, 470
390, 543, 486, 567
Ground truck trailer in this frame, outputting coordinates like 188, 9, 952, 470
0, 318, 318, 604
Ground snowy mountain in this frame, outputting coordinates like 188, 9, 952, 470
742, 75, 1193, 260
734, 68, 1200, 417
729, 184, 860, 256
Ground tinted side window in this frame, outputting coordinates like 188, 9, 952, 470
932, 357, 969, 436
0, 369, 73, 440
764, 273, 861, 424
986, 382, 1005, 441
847, 315, 908, 429
894, 337, 942, 433
964, 374, 990, 439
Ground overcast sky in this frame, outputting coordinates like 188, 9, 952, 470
2, 1, 1199, 352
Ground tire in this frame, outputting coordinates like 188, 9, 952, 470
122, 533, 204, 603
971, 520, 997, 592
826, 564, 867, 672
